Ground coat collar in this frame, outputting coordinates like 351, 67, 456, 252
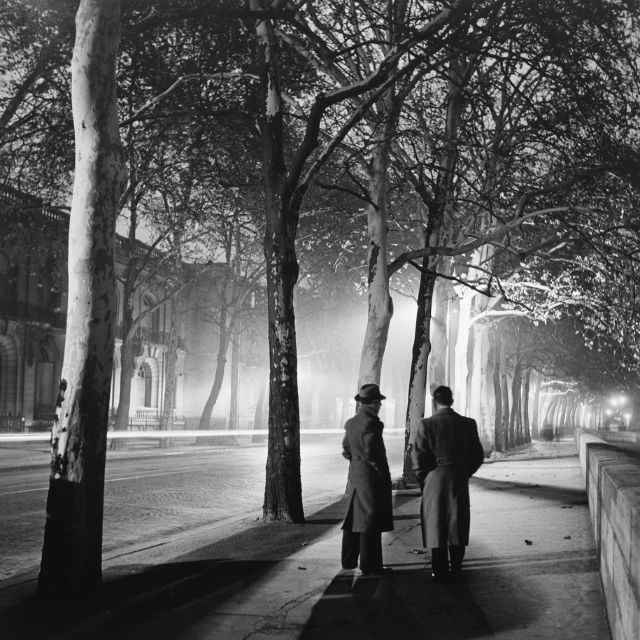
434, 406, 454, 416
358, 404, 381, 419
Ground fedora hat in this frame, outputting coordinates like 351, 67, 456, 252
355, 383, 386, 403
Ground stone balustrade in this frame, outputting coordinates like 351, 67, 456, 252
576, 429, 640, 640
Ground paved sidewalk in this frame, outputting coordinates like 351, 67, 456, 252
1, 441, 610, 639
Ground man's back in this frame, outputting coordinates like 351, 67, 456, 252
415, 407, 484, 477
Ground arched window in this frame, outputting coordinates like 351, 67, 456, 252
137, 362, 154, 407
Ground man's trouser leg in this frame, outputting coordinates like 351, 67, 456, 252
341, 529, 359, 569
449, 545, 465, 574
431, 547, 448, 577
359, 531, 383, 574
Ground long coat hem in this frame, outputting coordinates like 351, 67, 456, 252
341, 407, 393, 533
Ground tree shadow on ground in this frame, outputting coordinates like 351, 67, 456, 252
0, 497, 350, 640
470, 475, 587, 505
297, 478, 597, 640
299, 568, 495, 640
298, 548, 599, 640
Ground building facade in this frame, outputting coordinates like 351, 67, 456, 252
0, 184, 246, 431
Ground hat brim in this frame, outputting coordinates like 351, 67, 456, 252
354, 393, 386, 401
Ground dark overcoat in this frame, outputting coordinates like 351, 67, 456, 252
410, 407, 484, 548
341, 405, 394, 533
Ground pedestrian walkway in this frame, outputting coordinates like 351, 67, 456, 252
0, 441, 610, 639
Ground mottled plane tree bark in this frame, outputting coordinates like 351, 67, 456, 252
356, 2, 407, 387
252, 1, 304, 522
38, 0, 126, 595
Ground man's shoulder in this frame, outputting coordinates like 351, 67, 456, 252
418, 415, 436, 429
461, 414, 478, 427
452, 413, 478, 430
346, 411, 378, 430
424, 411, 476, 426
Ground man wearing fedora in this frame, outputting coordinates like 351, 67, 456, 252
341, 383, 393, 575
411, 385, 484, 581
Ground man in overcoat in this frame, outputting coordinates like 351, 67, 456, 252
411, 385, 484, 581
341, 383, 393, 575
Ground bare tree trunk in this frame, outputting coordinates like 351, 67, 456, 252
509, 365, 522, 445
428, 279, 448, 387
198, 306, 232, 429
522, 369, 531, 442
38, 0, 125, 596
493, 332, 507, 451
228, 329, 239, 430
114, 332, 136, 431
357, 92, 400, 386
253, 8, 303, 523
159, 300, 178, 432
113, 196, 140, 435
541, 398, 555, 439
402, 270, 437, 481
262, 218, 303, 520
112, 277, 137, 443
529, 373, 540, 439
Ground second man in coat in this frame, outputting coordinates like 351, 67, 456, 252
341, 383, 393, 575
411, 385, 484, 581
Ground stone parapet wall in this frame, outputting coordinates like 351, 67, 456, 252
576, 429, 640, 640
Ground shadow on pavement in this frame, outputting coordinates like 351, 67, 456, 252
471, 475, 587, 505
298, 476, 598, 640
1, 560, 276, 640
299, 568, 496, 640
0, 497, 350, 640
298, 548, 598, 640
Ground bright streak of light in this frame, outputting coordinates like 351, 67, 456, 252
0, 428, 406, 443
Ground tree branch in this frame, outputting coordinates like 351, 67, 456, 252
127, 4, 298, 34
119, 72, 259, 127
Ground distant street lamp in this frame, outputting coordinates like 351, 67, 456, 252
605, 393, 631, 431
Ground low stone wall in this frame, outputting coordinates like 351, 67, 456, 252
576, 430, 640, 640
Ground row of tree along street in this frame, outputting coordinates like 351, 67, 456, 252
2, 0, 640, 595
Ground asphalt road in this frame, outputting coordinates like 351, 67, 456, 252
0, 434, 405, 582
